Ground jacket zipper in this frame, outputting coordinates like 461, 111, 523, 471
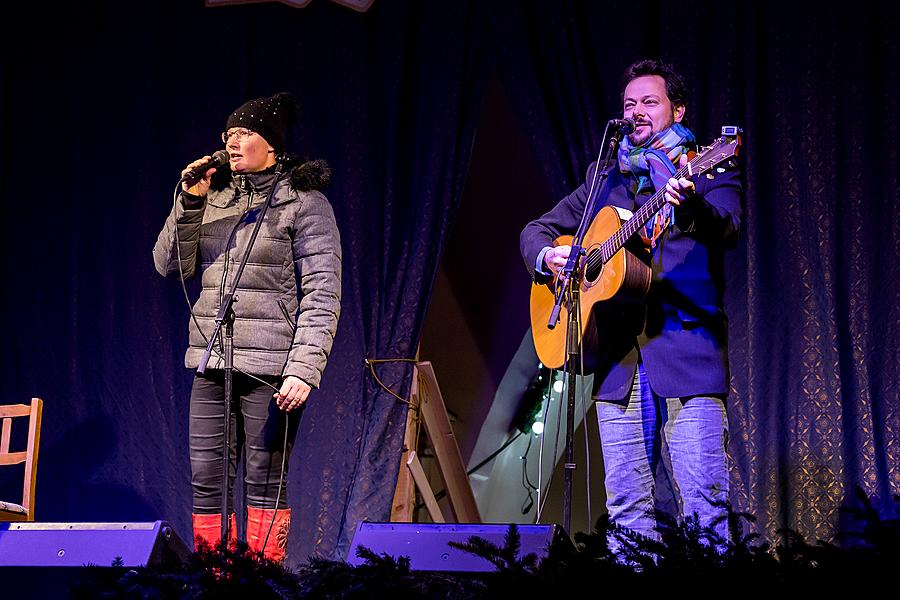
218, 180, 253, 305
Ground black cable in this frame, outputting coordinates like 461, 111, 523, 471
538, 324, 566, 520
570, 121, 616, 531
534, 367, 557, 522
171, 176, 291, 551
467, 431, 523, 476
522, 430, 539, 492
573, 121, 613, 243
261, 416, 290, 554
520, 429, 538, 514
364, 358, 418, 405
575, 285, 592, 531
540, 121, 613, 525
171, 181, 281, 393
413, 431, 523, 510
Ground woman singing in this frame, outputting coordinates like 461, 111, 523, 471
153, 92, 341, 562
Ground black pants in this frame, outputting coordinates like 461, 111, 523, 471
189, 370, 300, 513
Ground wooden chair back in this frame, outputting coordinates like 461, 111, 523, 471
0, 398, 43, 522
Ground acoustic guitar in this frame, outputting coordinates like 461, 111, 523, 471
530, 128, 742, 369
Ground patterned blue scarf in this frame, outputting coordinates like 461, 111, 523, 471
617, 123, 696, 247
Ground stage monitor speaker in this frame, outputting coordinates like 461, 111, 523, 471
347, 522, 570, 572
0, 521, 190, 567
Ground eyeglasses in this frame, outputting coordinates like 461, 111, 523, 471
221, 128, 256, 144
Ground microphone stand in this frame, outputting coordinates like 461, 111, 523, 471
196, 163, 284, 547
548, 125, 626, 534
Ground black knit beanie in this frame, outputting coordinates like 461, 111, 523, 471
225, 92, 297, 154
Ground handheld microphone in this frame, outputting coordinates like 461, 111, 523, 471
608, 117, 637, 134
181, 150, 229, 182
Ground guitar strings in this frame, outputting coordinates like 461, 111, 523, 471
586, 151, 709, 274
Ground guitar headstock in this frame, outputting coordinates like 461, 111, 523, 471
688, 126, 742, 177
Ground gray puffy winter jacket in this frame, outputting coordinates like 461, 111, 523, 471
153, 159, 341, 387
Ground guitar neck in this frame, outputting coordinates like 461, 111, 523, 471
597, 157, 698, 262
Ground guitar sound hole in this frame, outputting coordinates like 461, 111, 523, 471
584, 250, 602, 283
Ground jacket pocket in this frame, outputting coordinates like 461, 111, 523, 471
277, 299, 296, 330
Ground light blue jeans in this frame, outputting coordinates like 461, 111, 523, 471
596, 363, 729, 540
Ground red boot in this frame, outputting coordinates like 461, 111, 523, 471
246, 506, 291, 562
192, 512, 237, 551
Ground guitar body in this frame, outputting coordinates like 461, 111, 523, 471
530, 205, 652, 369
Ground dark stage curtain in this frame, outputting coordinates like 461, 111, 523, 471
0, 0, 486, 563
724, 1, 900, 543
487, 0, 900, 542
1, 0, 897, 563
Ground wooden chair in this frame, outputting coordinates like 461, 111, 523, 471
0, 398, 43, 522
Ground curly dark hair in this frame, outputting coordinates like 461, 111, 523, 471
621, 59, 687, 107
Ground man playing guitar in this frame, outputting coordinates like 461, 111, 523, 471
520, 59, 742, 543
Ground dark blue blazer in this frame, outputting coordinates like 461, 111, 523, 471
520, 162, 742, 401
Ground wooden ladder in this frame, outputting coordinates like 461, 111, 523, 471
391, 361, 480, 523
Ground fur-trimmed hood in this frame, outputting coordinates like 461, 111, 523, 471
209, 155, 332, 193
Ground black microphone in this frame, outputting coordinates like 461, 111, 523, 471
608, 117, 637, 134
181, 150, 229, 182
